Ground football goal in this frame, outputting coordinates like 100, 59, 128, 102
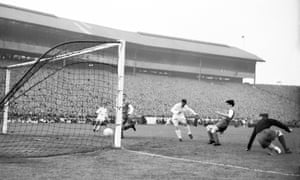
0, 40, 125, 157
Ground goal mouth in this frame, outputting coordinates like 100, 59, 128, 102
0, 41, 124, 157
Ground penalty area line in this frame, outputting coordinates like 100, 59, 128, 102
124, 149, 300, 177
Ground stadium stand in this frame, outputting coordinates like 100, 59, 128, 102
2, 67, 299, 125
123, 73, 300, 125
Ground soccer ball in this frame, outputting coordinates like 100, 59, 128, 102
103, 128, 114, 136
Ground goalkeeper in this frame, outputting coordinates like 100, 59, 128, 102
246, 113, 292, 155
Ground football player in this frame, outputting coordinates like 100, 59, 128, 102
171, 99, 198, 141
206, 99, 235, 146
246, 113, 292, 155
121, 94, 136, 138
93, 103, 108, 132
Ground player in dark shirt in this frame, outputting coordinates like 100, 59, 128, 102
246, 113, 292, 154
121, 94, 136, 138
206, 99, 235, 146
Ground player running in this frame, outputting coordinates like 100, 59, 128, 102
93, 103, 109, 132
246, 113, 292, 155
121, 94, 136, 138
171, 99, 198, 141
206, 99, 235, 146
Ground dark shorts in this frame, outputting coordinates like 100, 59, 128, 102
257, 129, 277, 148
216, 120, 228, 133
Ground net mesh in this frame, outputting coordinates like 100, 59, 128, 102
0, 41, 119, 157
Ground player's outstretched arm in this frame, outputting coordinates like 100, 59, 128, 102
271, 119, 292, 133
215, 111, 227, 117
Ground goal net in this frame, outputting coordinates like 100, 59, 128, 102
0, 41, 125, 157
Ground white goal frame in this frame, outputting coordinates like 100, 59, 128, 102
1, 40, 126, 148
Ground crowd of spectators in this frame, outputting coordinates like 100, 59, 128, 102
1, 66, 299, 126
124, 73, 300, 124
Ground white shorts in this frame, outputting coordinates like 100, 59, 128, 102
95, 116, 106, 122
172, 114, 187, 126
206, 125, 219, 133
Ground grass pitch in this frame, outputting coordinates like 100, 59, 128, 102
0, 125, 299, 180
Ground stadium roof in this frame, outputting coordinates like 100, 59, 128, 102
0, 3, 265, 62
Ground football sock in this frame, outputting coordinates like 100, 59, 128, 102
212, 133, 220, 145
131, 124, 136, 131
207, 131, 214, 143
95, 125, 100, 131
269, 144, 281, 154
123, 125, 131, 130
186, 125, 192, 135
121, 130, 124, 139
175, 129, 182, 139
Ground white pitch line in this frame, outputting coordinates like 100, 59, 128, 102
125, 149, 300, 177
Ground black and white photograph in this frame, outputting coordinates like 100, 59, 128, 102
0, 0, 299, 179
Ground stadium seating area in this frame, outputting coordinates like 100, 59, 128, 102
1, 66, 299, 125
124, 73, 300, 123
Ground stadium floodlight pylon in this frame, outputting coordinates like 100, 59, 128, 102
0, 40, 125, 157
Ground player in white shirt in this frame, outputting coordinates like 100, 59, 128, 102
171, 99, 198, 141
93, 104, 108, 132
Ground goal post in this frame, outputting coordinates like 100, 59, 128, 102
1, 68, 10, 134
114, 40, 125, 148
0, 40, 126, 157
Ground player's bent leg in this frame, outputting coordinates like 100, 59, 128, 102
184, 124, 193, 139
212, 133, 221, 146
122, 117, 135, 131
175, 128, 183, 141
121, 120, 126, 138
128, 118, 136, 131
123, 123, 136, 131
187, 126, 193, 139
132, 123, 136, 131
182, 120, 193, 139
173, 119, 182, 141
95, 125, 101, 131
267, 143, 282, 155
121, 129, 124, 139
213, 126, 221, 146
207, 125, 220, 145
277, 130, 292, 153
93, 121, 100, 132
123, 124, 131, 131
206, 125, 215, 144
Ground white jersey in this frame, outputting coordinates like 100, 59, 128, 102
171, 102, 197, 119
96, 107, 108, 122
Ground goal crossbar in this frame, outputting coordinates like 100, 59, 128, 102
7, 42, 120, 69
